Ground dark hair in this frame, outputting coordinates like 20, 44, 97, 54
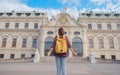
58, 27, 64, 36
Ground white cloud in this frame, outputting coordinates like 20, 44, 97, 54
90, 0, 109, 5
46, 7, 79, 19
66, 7, 79, 19
46, 9, 60, 19
105, 0, 120, 12
59, 0, 81, 6
0, 0, 79, 19
0, 0, 119, 20
0, 0, 59, 19
89, 0, 120, 12
0, 0, 34, 11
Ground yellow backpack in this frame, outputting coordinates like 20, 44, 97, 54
55, 35, 67, 54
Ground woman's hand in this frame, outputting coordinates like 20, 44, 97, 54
70, 47, 78, 56
47, 48, 53, 56
73, 51, 78, 56
47, 51, 51, 56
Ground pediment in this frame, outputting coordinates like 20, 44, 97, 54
44, 13, 79, 26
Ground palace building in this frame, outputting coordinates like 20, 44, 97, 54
0, 11, 120, 60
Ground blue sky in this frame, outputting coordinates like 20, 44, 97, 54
22, 0, 120, 11
0, 0, 120, 18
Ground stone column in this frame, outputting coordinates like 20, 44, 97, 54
114, 36, 119, 50
82, 28, 88, 57
68, 28, 72, 57
39, 29, 45, 57
7, 35, 12, 48
94, 36, 98, 51
5, 35, 12, 59
17, 35, 22, 48
27, 35, 32, 49
0, 34, 2, 47
104, 36, 109, 50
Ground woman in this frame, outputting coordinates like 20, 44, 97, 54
47, 27, 77, 75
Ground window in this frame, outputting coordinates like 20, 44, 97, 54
107, 24, 111, 30
105, 14, 110, 17
24, 23, 28, 29
12, 38, 17, 47
35, 13, 40, 16
111, 55, 116, 60
98, 24, 102, 30
25, 13, 31, 16
117, 24, 120, 30
16, 13, 22, 16
64, 32, 67, 34
31, 54, 35, 58
99, 39, 104, 48
10, 54, 15, 58
2, 38, 7, 47
74, 31, 80, 35
95, 14, 101, 17
86, 13, 92, 17
89, 39, 94, 48
101, 55, 105, 59
5, 23, 9, 29
88, 24, 92, 30
109, 39, 114, 48
0, 54, 4, 58
34, 23, 38, 29
114, 14, 120, 17
15, 23, 19, 29
22, 38, 27, 47
32, 38, 37, 48
42, 13, 44, 15
7, 13, 12, 16
0, 13, 3, 16
47, 31, 54, 34
21, 54, 25, 58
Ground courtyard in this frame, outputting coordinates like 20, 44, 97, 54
0, 63, 120, 75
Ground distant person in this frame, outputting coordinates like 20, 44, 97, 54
47, 27, 77, 75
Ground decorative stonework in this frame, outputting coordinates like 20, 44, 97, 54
0, 12, 120, 60
59, 15, 68, 25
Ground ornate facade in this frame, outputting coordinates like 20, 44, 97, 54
0, 11, 120, 60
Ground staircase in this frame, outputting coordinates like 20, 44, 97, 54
67, 57, 90, 63
40, 57, 90, 63
95, 58, 120, 64
0, 57, 34, 63
40, 57, 55, 63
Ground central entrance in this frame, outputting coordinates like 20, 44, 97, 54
44, 37, 54, 56
72, 37, 83, 57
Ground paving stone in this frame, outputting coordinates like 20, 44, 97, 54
0, 63, 120, 75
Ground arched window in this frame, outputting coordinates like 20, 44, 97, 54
109, 38, 114, 48
72, 37, 83, 57
98, 39, 104, 48
7, 13, 12, 16
34, 13, 40, 16
0, 13, 3, 16
16, 13, 22, 16
25, 13, 31, 16
64, 31, 67, 34
74, 31, 80, 35
47, 31, 54, 35
44, 37, 54, 56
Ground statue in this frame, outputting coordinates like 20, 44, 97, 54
89, 49, 96, 63
33, 49, 40, 63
